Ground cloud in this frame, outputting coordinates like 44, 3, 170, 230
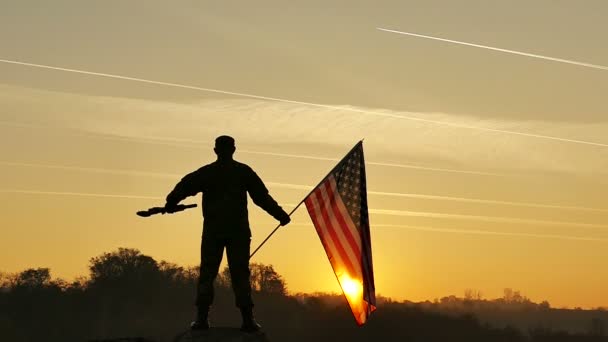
2, 84, 608, 176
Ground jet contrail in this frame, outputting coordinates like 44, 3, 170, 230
369, 208, 608, 229
281, 223, 608, 243
4, 161, 607, 213
4, 186, 606, 242
243, 150, 502, 176
369, 224, 608, 242
268, 182, 608, 213
287, 203, 608, 229
4, 188, 605, 229
0, 120, 504, 176
367, 190, 608, 213
377, 28, 608, 72
1, 58, 608, 148
1, 189, 161, 200
0, 161, 180, 179
111, 134, 504, 176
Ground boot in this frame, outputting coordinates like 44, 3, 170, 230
240, 306, 262, 333
191, 306, 210, 330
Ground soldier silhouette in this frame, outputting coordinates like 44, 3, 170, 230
165, 135, 291, 332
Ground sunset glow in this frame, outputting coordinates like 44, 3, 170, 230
339, 274, 364, 302
1, 1, 607, 310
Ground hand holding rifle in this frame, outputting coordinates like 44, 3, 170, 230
136, 203, 197, 217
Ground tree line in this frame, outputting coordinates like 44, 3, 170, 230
1, 248, 606, 342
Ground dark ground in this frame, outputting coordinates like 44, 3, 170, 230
1, 248, 606, 342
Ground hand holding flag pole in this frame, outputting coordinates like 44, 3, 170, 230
249, 140, 365, 259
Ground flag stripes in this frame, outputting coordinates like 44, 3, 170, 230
306, 177, 363, 280
303, 141, 375, 325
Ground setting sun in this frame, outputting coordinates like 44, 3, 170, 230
339, 274, 363, 301
1, 1, 608, 340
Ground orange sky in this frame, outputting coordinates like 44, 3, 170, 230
1, 1, 607, 309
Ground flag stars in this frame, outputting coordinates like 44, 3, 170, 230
332, 146, 367, 230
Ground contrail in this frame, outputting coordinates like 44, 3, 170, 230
4, 188, 605, 229
4, 185, 606, 242
1, 189, 161, 200
368, 224, 608, 242
245, 150, 501, 175
281, 223, 608, 243
0, 161, 179, 179
269, 182, 608, 213
2, 58, 608, 148
0, 120, 504, 176
281, 204, 608, 229
4, 161, 607, 213
367, 190, 608, 213
377, 28, 608, 72
113, 134, 504, 176
369, 208, 608, 229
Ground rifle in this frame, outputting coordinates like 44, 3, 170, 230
136, 204, 197, 217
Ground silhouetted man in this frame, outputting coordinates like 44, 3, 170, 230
165, 135, 291, 332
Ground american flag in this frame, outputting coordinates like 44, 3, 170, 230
304, 141, 376, 325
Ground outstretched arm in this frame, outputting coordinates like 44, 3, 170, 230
165, 170, 203, 207
247, 168, 291, 226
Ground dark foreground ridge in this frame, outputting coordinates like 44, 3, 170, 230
174, 327, 269, 342
88, 339, 156, 342
3, 248, 608, 342
87, 328, 269, 342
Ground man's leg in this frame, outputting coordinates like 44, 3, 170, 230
193, 234, 224, 329
226, 237, 260, 332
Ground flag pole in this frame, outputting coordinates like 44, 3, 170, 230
249, 140, 364, 259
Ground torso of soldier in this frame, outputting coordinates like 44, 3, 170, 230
196, 160, 253, 237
